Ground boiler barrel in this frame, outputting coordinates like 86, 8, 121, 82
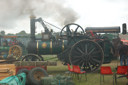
28, 40, 68, 55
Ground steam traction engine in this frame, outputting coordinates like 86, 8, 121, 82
0, 36, 24, 60
21, 16, 127, 73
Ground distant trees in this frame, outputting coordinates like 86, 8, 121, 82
0, 30, 60, 39
0, 31, 5, 35
16, 30, 28, 36
7, 33, 14, 36
0, 30, 29, 36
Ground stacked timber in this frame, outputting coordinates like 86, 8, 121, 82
0, 64, 16, 80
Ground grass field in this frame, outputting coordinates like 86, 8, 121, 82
46, 59, 128, 85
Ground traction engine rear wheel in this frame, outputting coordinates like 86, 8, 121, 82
69, 39, 104, 73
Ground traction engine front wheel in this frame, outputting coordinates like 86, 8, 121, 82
9, 45, 22, 60
21, 54, 42, 61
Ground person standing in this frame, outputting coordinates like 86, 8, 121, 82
119, 41, 127, 66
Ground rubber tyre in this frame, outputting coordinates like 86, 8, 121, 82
17, 69, 29, 85
28, 67, 48, 85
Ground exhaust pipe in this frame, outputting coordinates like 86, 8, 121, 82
30, 15, 36, 41
122, 23, 127, 34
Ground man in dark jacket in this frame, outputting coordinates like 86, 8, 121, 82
119, 41, 128, 66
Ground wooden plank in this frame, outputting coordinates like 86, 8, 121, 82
0, 64, 16, 80
0, 73, 12, 76
0, 68, 9, 72
14, 61, 57, 66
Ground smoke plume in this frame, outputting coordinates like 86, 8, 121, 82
0, 0, 79, 29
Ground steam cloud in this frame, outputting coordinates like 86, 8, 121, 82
0, 0, 79, 29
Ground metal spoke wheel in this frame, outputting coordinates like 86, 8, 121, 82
21, 54, 42, 61
69, 39, 104, 73
60, 23, 84, 38
9, 45, 22, 60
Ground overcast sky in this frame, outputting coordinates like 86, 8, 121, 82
0, 0, 128, 34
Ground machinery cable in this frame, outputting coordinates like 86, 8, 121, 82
42, 19, 62, 30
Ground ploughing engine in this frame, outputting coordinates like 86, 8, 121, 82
20, 16, 127, 73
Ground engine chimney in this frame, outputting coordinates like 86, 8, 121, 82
30, 15, 36, 41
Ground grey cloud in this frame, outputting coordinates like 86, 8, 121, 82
0, 0, 79, 29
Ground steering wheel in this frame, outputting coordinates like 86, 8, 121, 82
60, 23, 84, 38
